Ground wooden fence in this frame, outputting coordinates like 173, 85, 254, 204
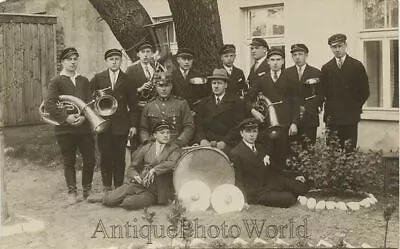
0, 13, 56, 126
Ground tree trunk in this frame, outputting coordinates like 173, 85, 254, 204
0, 88, 9, 223
88, 0, 153, 60
167, 0, 223, 74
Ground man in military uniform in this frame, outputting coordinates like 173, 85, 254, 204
171, 47, 210, 111
247, 38, 270, 85
286, 44, 322, 147
195, 68, 245, 152
321, 34, 369, 150
140, 71, 195, 147
219, 44, 247, 97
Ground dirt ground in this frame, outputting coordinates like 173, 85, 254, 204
0, 125, 399, 249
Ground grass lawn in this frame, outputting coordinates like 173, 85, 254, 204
1, 125, 399, 249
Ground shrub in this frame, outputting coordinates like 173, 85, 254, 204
287, 131, 384, 193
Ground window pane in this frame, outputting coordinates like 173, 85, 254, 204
364, 40, 383, 107
388, 0, 399, 28
390, 40, 399, 107
249, 6, 284, 37
363, 0, 386, 29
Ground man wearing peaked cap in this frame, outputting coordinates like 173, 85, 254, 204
219, 44, 246, 98
88, 49, 139, 202
45, 47, 96, 204
321, 33, 369, 151
195, 68, 245, 153
126, 40, 156, 107
248, 38, 270, 84
230, 117, 309, 208
172, 47, 209, 111
101, 119, 181, 210
286, 43, 321, 148
245, 46, 300, 169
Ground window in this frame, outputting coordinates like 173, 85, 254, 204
360, 0, 398, 110
245, 4, 285, 67
152, 16, 177, 54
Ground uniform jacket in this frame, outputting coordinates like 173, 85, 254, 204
231, 141, 289, 202
245, 70, 300, 126
195, 93, 245, 144
223, 66, 246, 96
171, 68, 211, 109
247, 57, 269, 85
125, 141, 181, 204
321, 55, 370, 125
140, 95, 195, 147
286, 64, 322, 127
90, 70, 139, 135
45, 74, 92, 135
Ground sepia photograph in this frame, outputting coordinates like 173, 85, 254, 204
0, 0, 399, 248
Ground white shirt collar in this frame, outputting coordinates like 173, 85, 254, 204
155, 140, 166, 156
60, 70, 79, 86
108, 69, 120, 88
243, 140, 256, 151
255, 54, 267, 67
180, 67, 189, 76
270, 69, 282, 78
223, 64, 233, 72
215, 92, 225, 102
336, 54, 347, 63
296, 64, 306, 72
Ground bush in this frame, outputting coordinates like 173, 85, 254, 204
287, 131, 384, 193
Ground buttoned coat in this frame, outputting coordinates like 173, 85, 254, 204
321, 55, 370, 125
245, 70, 300, 126
125, 141, 181, 204
247, 58, 269, 85
90, 70, 139, 135
286, 64, 322, 127
195, 93, 245, 143
225, 66, 246, 96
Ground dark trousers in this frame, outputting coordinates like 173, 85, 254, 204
260, 126, 289, 168
252, 174, 308, 208
326, 124, 358, 151
98, 130, 128, 189
56, 134, 95, 194
103, 183, 156, 210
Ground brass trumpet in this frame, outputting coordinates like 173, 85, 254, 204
253, 93, 283, 139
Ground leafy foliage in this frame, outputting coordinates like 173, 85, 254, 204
288, 131, 384, 193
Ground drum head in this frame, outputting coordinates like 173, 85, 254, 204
173, 147, 234, 194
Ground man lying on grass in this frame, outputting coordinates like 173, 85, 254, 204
91, 120, 181, 210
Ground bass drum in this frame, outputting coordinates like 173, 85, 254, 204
173, 146, 235, 194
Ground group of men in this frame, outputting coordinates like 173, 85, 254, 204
45, 32, 369, 210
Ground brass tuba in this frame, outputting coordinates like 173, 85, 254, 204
253, 93, 283, 139
39, 95, 110, 134
92, 86, 118, 117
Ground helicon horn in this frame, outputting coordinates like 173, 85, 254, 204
253, 93, 283, 139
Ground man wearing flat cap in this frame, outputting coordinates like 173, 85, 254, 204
88, 49, 140, 200
219, 44, 247, 97
286, 44, 322, 147
45, 47, 96, 204
248, 38, 270, 85
245, 47, 300, 168
321, 34, 369, 150
230, 118, 308, 208
126, 40, 156, 107
172, 47, 210, 111
195, 68, 245, 152
140, 71, 195, 148
99, 120, 181, 210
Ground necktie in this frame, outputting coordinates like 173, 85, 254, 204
226, 67, 232, 76
111, 71, 117, 90
252, 145, 257, 154
144, 65, 151, 80
272, 71, 278, 82
337, 58, 343, 69
216, 96, 221, 105
182, 70, 188, 79
253, 61, 259, 72
298, 67, 303, 81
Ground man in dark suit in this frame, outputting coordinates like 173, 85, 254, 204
100, 120, 181, 210
230, 119, 308, 208
89, 49, 140, 194
171, 47, 210, 111
219, 44, 247, 98
246, 48, 300, 168
126, 41, 156, 107
195, 68, 245, 152
286, 44, 322, 147
247, 38, 270, 85
45, 47, 95, 204
321, 34, 369, 150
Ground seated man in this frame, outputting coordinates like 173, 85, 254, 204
100, 120, 181, 210
195, 68, 244, 152
230, 118, 308, 208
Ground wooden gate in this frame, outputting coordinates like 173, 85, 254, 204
0, 13, 56, 126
